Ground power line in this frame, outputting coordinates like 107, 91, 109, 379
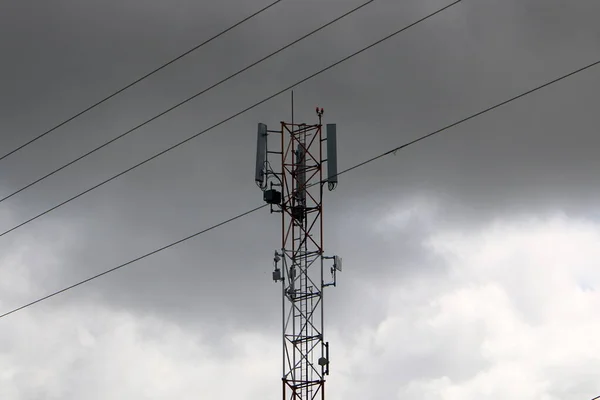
0, 0, 286, 163
0, 0, 374, 206
1, 50, 598, 320
0, 204, 267, 320
0, 0, 458, 239
339, 58, 600, 175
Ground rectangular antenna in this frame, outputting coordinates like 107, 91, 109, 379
255, 123, 267, 186
326, 124, 338, 185
296, 142, 306, 203
334, 255, 342, 271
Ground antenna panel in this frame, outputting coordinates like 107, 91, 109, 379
334, 255, 342, 271
255, 123, 267, 186
296, 143, 306, 203
326, 124, 338, 185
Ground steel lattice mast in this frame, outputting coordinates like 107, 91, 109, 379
255, 105, 341, 400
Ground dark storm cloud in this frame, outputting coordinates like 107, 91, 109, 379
0, 0, 450, 322
1, 0, 600, 344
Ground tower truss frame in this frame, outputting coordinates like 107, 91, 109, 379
263, 109, 338, 400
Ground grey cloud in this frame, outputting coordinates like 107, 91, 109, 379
1, 0, 600, 398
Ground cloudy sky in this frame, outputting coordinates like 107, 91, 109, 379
1, 0, 600, 398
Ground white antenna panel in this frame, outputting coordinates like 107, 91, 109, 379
255, 123, 267, 186
334, 255, 342, 272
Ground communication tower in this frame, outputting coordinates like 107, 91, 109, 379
254, 102, 341, 400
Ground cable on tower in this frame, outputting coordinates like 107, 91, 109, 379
0, 0, 287, 163
1, 51, 597, 321
0, 0, 456, 239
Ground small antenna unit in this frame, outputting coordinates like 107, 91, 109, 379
334, 255, 342, 272
255, 123, 268, 188
326, 124, 338, 191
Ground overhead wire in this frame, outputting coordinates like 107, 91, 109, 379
0, 0, 374, 206
0, 0, 458, 240
0, 0, 286, 163
338, 57, 600, 175
1, 50, 598, 320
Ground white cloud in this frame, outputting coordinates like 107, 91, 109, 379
2, 210, 599, 400
0, 220, 281, 400
329, 212, 600, 400
0, 305, 281, 400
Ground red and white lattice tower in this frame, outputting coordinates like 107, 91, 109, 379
255, 105, 341, 400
